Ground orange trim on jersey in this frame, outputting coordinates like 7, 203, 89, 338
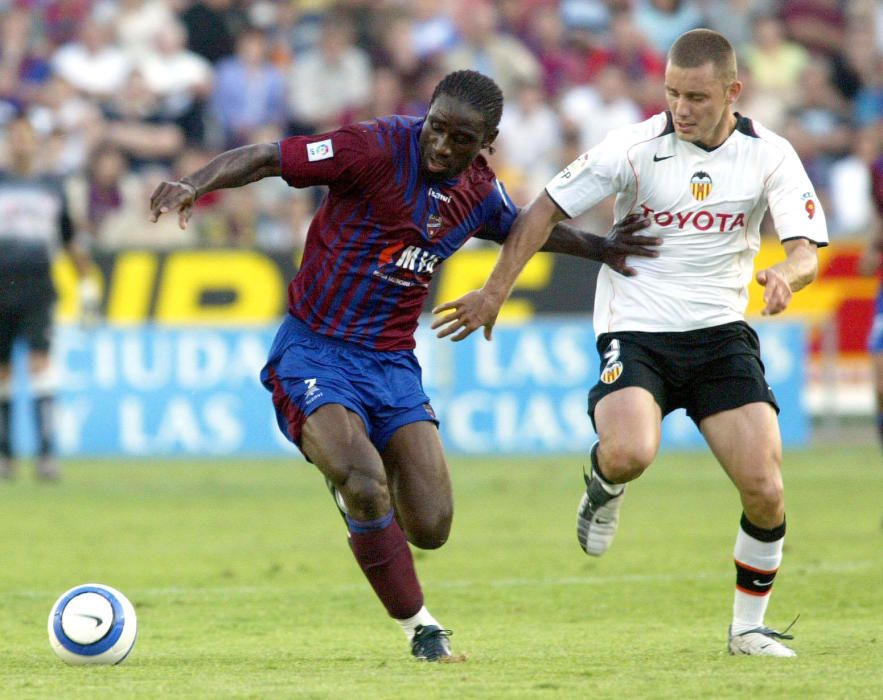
734, 559, 779, 575
736, 584, 772, 597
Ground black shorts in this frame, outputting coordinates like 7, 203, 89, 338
588, 321, 779, 428
0, 294, 54, 363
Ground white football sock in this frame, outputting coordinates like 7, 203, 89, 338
396, 606, 441, 641
732, 525, 783, 635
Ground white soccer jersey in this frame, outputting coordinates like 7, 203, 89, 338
545, 111, 829, 334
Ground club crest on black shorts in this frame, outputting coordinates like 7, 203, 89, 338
600, 339, 623, 384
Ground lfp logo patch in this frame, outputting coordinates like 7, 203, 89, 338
307, 139, 334, 162
801, 191, 816, 219
690, 171, 712, 201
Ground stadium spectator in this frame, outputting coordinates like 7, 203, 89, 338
434, 29, 828, 658
0, 9, 51, 109
780, 58, 852, 200
136, 21, 213, 144
599, 12, 667, 116
778, 0, 846, 59
0, 115, 95, 480
101, 69, 185, 170
632, 0, 704, 55
148, 69, 659, 662
741, 13, 808, 109
559, 64, 643, 152
700, 0, 759, 51
286, 14, 372, 134
828, 124, 881, 238
36, 0, 93, 48
523, 8, 585, 97
50, 19, 131, 102
211, 27, 286, 149
356, 66, 410, 122
114, 0, 177, 62
733, 63, 787, 133
179, 0, 246, 65
496, 79, 563, 189
443, 0, 541, 100
26, 76, 102, 176
409, 0, 459, 60
66, 141, 140, 240
0, 66, 20, 128
852, 53, 883, 129
828, 20, 878, 103
559, 0, 612, 35
370, 9, 423, 94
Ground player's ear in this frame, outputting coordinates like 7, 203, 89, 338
726, 80, 742, 105
482, 128, 499, 153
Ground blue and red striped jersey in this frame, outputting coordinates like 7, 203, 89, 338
278, 116, 517, 351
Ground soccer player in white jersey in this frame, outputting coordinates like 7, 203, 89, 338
432, 29, 829, 657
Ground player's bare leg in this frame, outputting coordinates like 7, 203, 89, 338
578, 387, 661, 555
701, 402, 796, 657
382, 421, 453, 550
378, 421, 461, 661
301, 405, 452, 661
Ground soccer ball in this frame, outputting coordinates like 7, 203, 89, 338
48, 583, 137, 665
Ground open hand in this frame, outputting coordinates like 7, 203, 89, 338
756, 267, 792, 315
149, 180, 197, 230
431, 289, 503, 342
600, 214, 660, 276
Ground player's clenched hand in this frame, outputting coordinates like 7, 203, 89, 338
600, 214, 660, 276
431, 289, 502, 342
149, 180, 197, 230
756, 267, 792, 315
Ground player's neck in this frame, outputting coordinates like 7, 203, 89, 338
696, 112, 737, 151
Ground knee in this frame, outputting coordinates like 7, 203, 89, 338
336, 469, 390, 520
598, 437, 655, 482
740, 471, 784, 527
742, 474, 784, 510
404, 508, 452, 550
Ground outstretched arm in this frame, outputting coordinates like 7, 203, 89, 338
755, 238, 819, 315
541, 214, 658, 275
432, 191, 565, 342
149, 143, 281, 229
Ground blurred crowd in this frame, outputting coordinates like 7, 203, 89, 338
1, 0, 882, 252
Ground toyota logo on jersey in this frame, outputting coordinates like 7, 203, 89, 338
690, 171, 713, 201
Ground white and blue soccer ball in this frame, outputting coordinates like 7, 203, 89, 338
48, 583, 137, 665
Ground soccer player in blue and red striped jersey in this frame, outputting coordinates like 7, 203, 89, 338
150, 70, 658, 662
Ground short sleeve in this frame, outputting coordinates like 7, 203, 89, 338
544, 132, 630, 219
765, 140, 829, 247
277, 125, 382, 191
473, 178, 518, 243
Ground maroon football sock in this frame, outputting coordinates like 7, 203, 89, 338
347, 511, 424, 620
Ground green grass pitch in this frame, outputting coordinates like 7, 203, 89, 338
1, 444, 881, 698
